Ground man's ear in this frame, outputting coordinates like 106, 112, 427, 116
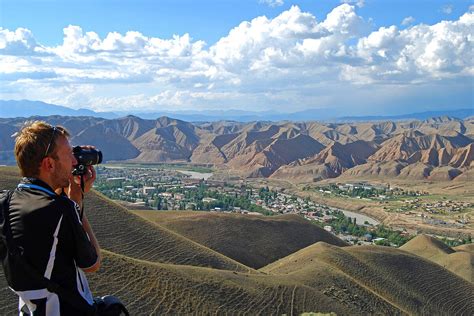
41, 157, 55, 173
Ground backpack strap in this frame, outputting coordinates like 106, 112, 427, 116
0, 190, 14, 260
0, 190, 14, 221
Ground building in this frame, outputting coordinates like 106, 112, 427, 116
182, 178, 203, 186
323, 215, 334, 222
106, 177, 126, 186
159, 192, 173, 198
174, 193, 185, 200
142, 186, 156, 195
324, 226, 333, 232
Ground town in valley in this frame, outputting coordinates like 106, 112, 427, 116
95, 164, 472, 248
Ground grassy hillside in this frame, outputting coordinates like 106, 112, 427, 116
401, 235, 473, 282
85, 192, 252, 272
455, 243, 474, 253
5, 244, 473, 315
133, 210, 348, 269
0, 249, 376, 315
0, 166, 22, 190
86, 250, 358, 315
400, 234, 455, 261
262, 242, 474, 315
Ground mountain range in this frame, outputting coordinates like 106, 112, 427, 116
1, 114, 473, 181
1, 99, 473, 122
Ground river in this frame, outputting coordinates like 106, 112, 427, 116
177, 170, 213, 180
175, 170, 379, 225
339, 209, 380, 226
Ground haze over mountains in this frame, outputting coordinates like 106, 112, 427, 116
1, 114, 473, 181
1, 99, 473, 122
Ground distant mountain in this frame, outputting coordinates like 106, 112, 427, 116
0, 114, 472, 181
120, 108, 341, 122
338, 109, 474, 122
1, 99, 472, 122
0, 100, 118, 119
117, 108, 474, 122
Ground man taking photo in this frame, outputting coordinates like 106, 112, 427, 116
0, 121, 101, 315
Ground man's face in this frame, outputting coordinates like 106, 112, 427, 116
50, 136, 78, 189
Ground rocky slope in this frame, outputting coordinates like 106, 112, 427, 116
0, 115, 472, 182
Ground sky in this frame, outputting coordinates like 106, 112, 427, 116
0, 0, 473, 116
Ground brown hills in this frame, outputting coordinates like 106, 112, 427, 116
0, 168, 473, 314
132, 211, 348, 269
272, 140, 379, 181
400, 234, 456, 261
261, 242, 474, 315
0, 115, 473, 181
400, 234, 474, 282
455, 243, 474, 253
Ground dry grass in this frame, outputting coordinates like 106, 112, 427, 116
401, 234, 474, 282
133, 210, 348, 269
455, 243, 474, 253
84, 191, 252, 272
400, 234, 455, 261
0, 250, 360, 315
262, 242, 474, 315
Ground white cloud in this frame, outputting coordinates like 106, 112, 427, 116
442, 5, 453, 14
1, 4, 473, 113
0, 27, 45, 55
401, 16, 415, 26
259, 0, 284, 8
340, 0, 365, 8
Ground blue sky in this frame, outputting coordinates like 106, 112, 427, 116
0, 0, 473, 115
2, 0, 472, 46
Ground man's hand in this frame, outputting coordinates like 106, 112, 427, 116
74, 165, 96, 193
68, 166, 96, 205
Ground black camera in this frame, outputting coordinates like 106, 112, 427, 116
72, 146, 103, 176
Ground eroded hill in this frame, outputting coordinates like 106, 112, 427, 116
1, 115, 473, 182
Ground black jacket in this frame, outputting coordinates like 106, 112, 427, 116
0, 178, 98, 315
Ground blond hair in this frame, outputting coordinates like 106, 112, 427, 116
14, 121, 70, 177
